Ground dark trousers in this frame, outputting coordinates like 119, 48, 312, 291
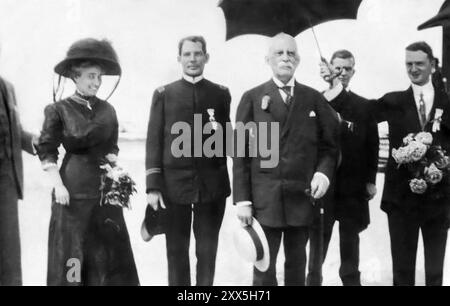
253, 225, 309, 286
308, 219, 363, 286
388, 209, 448, 286
165, 198, 226, 286
0, 159, 22, 286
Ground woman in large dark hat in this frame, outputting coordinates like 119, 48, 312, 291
37, 38, 139, 286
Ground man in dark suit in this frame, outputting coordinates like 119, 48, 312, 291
307, 50, 379, 286
233, 33, 339, 286
145, 36, 231, 286
0, 75, 36, 285
373, 41, 450, 286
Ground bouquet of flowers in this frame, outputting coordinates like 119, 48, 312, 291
99, 154, 137, 209
392, 132, 450, 197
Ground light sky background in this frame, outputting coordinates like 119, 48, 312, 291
0, 0, 445, 134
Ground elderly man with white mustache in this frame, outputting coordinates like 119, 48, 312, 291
233, 33, 340, 286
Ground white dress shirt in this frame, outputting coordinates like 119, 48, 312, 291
323, 82, 345, 102
411, 80, 434, 122
272, 77, 295, 104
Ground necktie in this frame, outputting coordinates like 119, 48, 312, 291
281, 86, 293, 107
419, 92, 427, 129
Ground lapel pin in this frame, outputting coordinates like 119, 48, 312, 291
261, 95, 271, 112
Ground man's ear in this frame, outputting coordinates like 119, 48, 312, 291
205, 53, 210, 63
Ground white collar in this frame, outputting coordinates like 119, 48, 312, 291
183, 74, 204, 84
411, 80, 434, 97
272, 76, 295, 88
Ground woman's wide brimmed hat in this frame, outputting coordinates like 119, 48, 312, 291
54, 38, 121, 77
233, 217, 270, 272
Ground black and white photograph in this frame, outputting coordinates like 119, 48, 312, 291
0, 0, 449, 288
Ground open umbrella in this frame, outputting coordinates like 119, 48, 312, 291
218, 0, 363, 40
418, 0, 450, 30
418, 0, 450, 95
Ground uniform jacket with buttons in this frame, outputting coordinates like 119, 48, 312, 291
146, 78, 231, 205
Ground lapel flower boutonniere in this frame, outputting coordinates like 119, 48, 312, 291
207, 108, 218, 130
261, 95, 271, 112
432, 108, 443, 133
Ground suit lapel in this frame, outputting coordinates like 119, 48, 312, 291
281, 82, 310, 139
0, 77, 9, 114
424, 86, 447, 132
265, 80, 288, 126
342, 91, 356, 121
403, 87, 422, 132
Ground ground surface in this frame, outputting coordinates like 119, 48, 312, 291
19, 139, 450, 286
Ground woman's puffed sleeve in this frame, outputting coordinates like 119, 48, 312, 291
38, 104, 63, 169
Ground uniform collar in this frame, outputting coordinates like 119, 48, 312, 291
183, 74, 204, 84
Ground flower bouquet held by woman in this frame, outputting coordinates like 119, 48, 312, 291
392, 131, 450, 198
100, 154, 137, 209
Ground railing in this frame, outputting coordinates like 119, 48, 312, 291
378, 135, 389, 173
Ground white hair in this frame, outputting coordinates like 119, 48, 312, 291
267, 32, 298, 56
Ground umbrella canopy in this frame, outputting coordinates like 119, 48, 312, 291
219, 0, 363, 40
418, 0, 450, 30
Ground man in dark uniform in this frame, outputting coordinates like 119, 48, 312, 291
145, 36, 231, 286
373, 42, 450, 286
0, 75, 36, 285
307, 50, 379, 286
233, 33, 339, 286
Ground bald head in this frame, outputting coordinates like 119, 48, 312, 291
266, 33, 300, 83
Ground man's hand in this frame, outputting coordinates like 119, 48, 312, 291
319, 61, 333, 83
310, 173, 330, 199
237, 205, 253, 226
54, 183, 70, 206
319, 61, 342, 88
147, 191, 166, 211
366, 183, 377, 200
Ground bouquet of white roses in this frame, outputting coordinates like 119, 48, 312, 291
392, 132, 450, 197
99, 155, 137, 209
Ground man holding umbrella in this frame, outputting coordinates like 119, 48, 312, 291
307, 50, 379, 286
233, 33, 339, 286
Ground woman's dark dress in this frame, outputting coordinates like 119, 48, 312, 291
38, 94, 139, 286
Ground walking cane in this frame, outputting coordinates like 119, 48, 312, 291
306, 189, 325, 281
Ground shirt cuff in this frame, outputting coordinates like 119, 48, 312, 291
236, 201, 252, 207
314, 172, 330, 186
146, 168, 162, 176
42, 162, 58, 171
31, 139, 37, 155
323, 82, 343, 102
